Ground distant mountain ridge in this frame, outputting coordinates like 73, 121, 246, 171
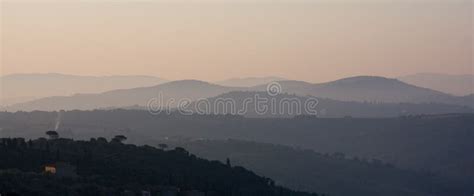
1, 73, 167, 106
191, 91, 473, 118
252, 76, 473, 106
5, 80, 242, 111
398, 73, 474, 96
5, 76, 473, 112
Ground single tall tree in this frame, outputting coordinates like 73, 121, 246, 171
112, 135, 127, 143
158, 143, 168, 150
46, 130, 59, 140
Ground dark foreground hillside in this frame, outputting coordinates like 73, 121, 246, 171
1, 111, 472, 183
1, 111, 473, 195
156, 139, 472, 196
0, 137, 320, 196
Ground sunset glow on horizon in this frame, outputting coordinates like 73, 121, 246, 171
1, 0, 472, 82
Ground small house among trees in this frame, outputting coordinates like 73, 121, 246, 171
44, 162, 77, 178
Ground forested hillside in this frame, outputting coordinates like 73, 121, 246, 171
0, 137, 319, 196
157, 139, 471, 196
1, 110, 472, 184
1, 111, 473, 196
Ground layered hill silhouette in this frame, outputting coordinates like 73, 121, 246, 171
5, 76, 473, 113
5, 80, 242, 111
398, 73, 474, 96
188, 91, 473, 118
252, 76, 473, 106
1, 73, 167, 106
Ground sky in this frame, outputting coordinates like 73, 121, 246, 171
1, 0, 472, 82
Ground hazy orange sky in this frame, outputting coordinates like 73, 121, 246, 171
1, 0, 472, 82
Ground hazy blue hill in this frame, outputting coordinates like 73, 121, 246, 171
191, 91, 473, 118
253, 76, 473, 106
399, 73, 474, 96
462, 93, 474, 100
310, 76, 452, 103
5, 80, 242, 111
458, 94, 474, 105
0, 73, 167, 106
322, 76, 424, 91
216, 76, 286, 87
6, 76, 473, 111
